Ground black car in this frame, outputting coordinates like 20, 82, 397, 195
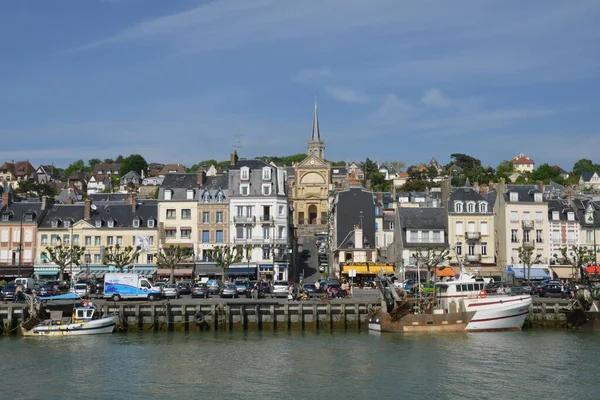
234, 280, 248, 296
177, 282, 192, 295
35, 284, 57, 297
538, 283, 563, 298
510, 284, 533, 295
300, 283, 319, 296
1, 282, 18, 301
190, 283, 210, 298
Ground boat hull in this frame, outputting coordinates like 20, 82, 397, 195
22, 315, 118, 337
369, 309, 476, 333
464, 296, 532, 332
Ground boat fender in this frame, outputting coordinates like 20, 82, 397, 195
194, 312, 205, 324
82, 300, 89, 307
478, 290, 487, 299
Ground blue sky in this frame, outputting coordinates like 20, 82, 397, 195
1, 0, 599, 170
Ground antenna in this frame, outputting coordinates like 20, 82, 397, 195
233, 134, 244, 149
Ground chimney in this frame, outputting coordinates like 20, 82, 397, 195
127, 192, 136, 212
230, 151, 239, 166
41, 196, 47, 210
377, 191, 383, 204
441, 179, 451, 202
84, 198, 91, 219
354, 225, 363, 249
2, 191, 12, 207
197, 170, 206, 186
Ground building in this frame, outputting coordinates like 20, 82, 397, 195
511, 153, 535, 173
138, 176, 164, 199
0, 160, 36, 189
546, 199, 581, 280
446, 183, 498, 279
159, 164, 186, 176
572, 199, 600, 266
494, 182, 549, 280
119, 170, 142, 191
35, 195, 159, 279
292, 103, 331, 235
35, 165, 56, 184
228, 154, 290, 280
0, 193, 52, 279
331, 166, 348, 191
579, 172, 600, 190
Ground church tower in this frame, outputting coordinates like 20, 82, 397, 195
307, 102, 325, 159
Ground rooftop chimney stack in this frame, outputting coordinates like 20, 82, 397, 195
197, 170, 207, 186
2, 191, 12, 207
84, 198, 91, 219
230, 151, 239, 166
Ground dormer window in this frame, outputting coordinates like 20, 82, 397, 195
479, 202, 488, 213
64, 220, 70, 228
202, 190, 210, 202
186, 189, 195, 200
454, 202, 463, 213
95, 219, 102, 228
567, 212, 575, 221
51, 219, 58, 228
510, 192, 518, 202
147, 219, 155, 228
216, 190, 224, 202
467, 202, 475, 213
24, 213, 34, 222
262, 167, 271, 180
133, 218, 140, 228
534, 193, 542, 202
1, 214, 9, 222
164, 190, 173, 200
241, 167, 250, 181
108, 219, 114, 228
552, 211, 559, 220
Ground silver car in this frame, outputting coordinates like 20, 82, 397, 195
271, 281, 289, 298
219, 284, 238, 298
163, 284, 180, 299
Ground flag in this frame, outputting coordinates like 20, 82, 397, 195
135, 232, 150, 253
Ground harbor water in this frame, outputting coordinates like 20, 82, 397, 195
1, 330, 598, 399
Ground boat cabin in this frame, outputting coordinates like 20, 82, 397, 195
73, 306, 97, 323
437, 278, 487, 313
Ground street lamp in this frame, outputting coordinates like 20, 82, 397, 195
17, 213, 24, 278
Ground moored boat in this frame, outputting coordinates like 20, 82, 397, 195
21, 303, 118, 336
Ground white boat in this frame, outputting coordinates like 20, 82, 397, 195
21, 303, 118, 337
369, 271, 532, 333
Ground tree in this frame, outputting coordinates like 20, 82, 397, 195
388, 160, 406, 172
572, 159, 595, 177
360, 158, 379, 183
103, 244, 142, 272
554, 245, 592, 282
370, 171, 390, 192
42, 243, 87, 282
514, 175, 527, 184
399, 180, 440, 192
330, 160, 346, 166
517, 242, 543, 284
529, 163, 562, 183
88, 158, 102, 169
495, 160, 515, 181
156, 246, 194, 283
210, 244, 245, 281
447, 153, 482, 172
15, 181, 55, 199
413, 246, 452, 296
63, 159, 90, 178
120, 154, 148, 177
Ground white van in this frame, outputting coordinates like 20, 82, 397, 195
15, 277, 35, 290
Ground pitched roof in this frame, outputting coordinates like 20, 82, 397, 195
580, 172, 599, 183
0, 201, 46, 224
161, 174, 199, 189
159, 164, 186, 175
0, 160, 35, 177
39, 202, 157, 229
512, 154, 534, 164
398, 207, 448, 248
503, 184, 543, 202
228, 159, 270, 170
92, 163, 121, 174
547, 199, 578, 222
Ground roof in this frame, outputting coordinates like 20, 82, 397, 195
398, 207, 448, 248
39, 202, 157, 229
547, 199, 578, 222
571, 199, 600, 226
92, 163, 121, 174
580, 172, 599, 183
0, 201, 46, 224
88, 193, 130, 203
0, 160, 35, 177
335, 188, 376, 250
503, 184, 544, 203
121, 170, 141, 180
448, 186, 492, 213
331, 166, 347, 176
159, 164, 186, 175
228, 159, 270, 170
161, 174, 199, 189
512, 154, 534, 164
311, 102, 321, 141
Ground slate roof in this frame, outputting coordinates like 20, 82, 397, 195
447, 186, 493, 213
580, 172, 599, 183
398, 207, 448, 248
485, 190, 497, 209
335, 188, 376, 250
547, 199, 578, 222
161, 174, 199, 190
88, 193, 130, 203
503, 184, 543, 202
0, 201, 46, 224
39, 202, 157, 229
571, 199, 600, 226
331, 166, 347, 176
228, 159, 270, 170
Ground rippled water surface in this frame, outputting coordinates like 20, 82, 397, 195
1, 330, 598, 400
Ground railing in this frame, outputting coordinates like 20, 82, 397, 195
407, 238, 444, 244
233, 216, 255, 224
521, 220, 535, 230
233, 238, 289, 245
465, 232, 481, 240
259, 215, 273, 224
466, 254, 481, 262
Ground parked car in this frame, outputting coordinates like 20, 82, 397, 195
206, 280, 223, 295
260, 281, 272, 295
76, 279, 97, 294
35, 284, 56, 297
0, 281, 17, 301
271, 281, 289, 298
300, 283, 318, 296
177, 282, 192, 295
510, 284, 533, 295
219, 284, 238, 298
234, 280, 248, 296
73, 283, 90, 298
538, 283, 563, 298
163, 284, 180, 299
190, 283, 210, 298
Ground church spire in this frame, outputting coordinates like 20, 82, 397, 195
312, 99, 320, 141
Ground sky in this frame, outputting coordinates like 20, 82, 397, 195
1, 0, 599, 170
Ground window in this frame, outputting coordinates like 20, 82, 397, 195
523, 212, 530, 222
107, 236, 114, 245
216, 211, 224, 223
511, 229, 518, 243
181, 209, 191, 219
216, 191, 224, 202
51, 220, 58, 228
245, 226, 252, 239
536, 230, 543, 243
41, 234, 48, 245
534, 193, 542, 202
1, 214, 8, 222
164, 190, 172, 200
71, 234, 79, 245
279, 205, 285, 215
510, 192, 518, 202
186, 189, 195, 200
262, 184, 271, 195
262, 167, 271, 180
279, 226, 285, 239
245, 206, 253, 217
241, 167, 250, 180
468, 243, 475, 256
511, 211, 518, 222
479, 202, 487, 213
133, 218, 140, 228
480, 222, 488, 235
95, 220, 102, 228
263, 246, 270, 260
454, 202, 463, 213
567, 230, 575, 244
202, 190, 210, 202
166, 209, 176, 219
409, 231, 418, 242
390, 222, 395, 229
202, 211, 210, 224
84, 254, 91, 264
51, 234, 59, 245
552, 229, 560, 243
523, 230, 530, 243
85, 236, 91, 246
481, 242, 487, 256
216, 230, 223, 243
467, 222, 475, 233
432, 231, 441, 242
107, 219, 114, 228
12, 229, 20, 243
263, 226, 270, 240
64, 220, 70, 228
165, 229, 176, 238
456, 242, 462, 255
535, 211, 543, 223
586, 231, 593, 244
147, 219, 155, 228
147, 254, 154, 263
375, 222, 379, 232
236, 226, 244, 239
148, 236, 154, 246
237, 206, 244, 217
567, 212, 575, 221
116, 236, 123, 245
181, 229, 192, 239
94, 236, 101, 246
240, 184, 249, 196
94, 254, 101, 264
552, 211, 559, 220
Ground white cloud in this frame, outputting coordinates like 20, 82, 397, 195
421, 88, 452, 108
325, 86, 369, 104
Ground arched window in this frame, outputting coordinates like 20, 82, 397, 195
479, 202, 488, 213
467, 202, 475, 213
454, 201, 463, 213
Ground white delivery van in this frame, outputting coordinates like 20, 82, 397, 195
15, 277, 35, 290
103, 273, 162, 301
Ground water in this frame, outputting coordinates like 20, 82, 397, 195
1, 330, 598, 400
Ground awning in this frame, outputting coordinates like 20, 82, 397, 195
156, 268, 193, 277
228, 267, 256, 276
586, 265, 600, 274
35, 270, 60, 276
551, 266, 580, 279
195, 263, 219, 275
342, 264, 394, 275
133, 268, 157, 276
0, 267, 35, 277
508, 266, 551, 280
342, 265, 369, 274
436, 267, 455, 277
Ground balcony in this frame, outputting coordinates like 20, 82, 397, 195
521, 220, 535, 230
465, 232, 481, 240
466, 254, 481, 262
259, 215, 273, 224
234, 216, 255, 224
233, 237, 289, 245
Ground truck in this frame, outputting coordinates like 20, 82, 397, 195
103, 273, 162, 301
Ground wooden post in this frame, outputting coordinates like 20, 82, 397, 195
299, 303, 304, 331
256, 304, 263, 331
242, 305, 248, 331
313, 304, 318, 332
327, 303, 332, 332
227, 304, 232, 332
284, 303, 290, 331
341, 303, 346, 330
270, 305, 276, 331
119, 305, 126, 332
211, 304, 217, 331
356, 304, 360, 332
135, 305, 142, 331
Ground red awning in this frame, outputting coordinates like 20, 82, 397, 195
586, 265, 600, 274
436, 267, 455, 277
156, 268, 193, 277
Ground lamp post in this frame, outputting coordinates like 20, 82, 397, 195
17, 213, 24, 278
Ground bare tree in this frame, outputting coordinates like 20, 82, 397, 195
42, 243, 87, 282
103, 244, 142, 272
554, 245, 592, 282
155, 246, 194, 284
518, 242, 543, 284
210, 244, 246, 281
413, 246, 452, 296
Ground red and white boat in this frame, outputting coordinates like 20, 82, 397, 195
369, 272, 532, 333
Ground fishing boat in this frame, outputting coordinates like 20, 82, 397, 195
20, 294, 118, 336
368, 257, 532, 333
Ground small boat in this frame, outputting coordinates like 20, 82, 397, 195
20, 295, 118, 336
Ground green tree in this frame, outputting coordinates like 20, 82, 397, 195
517, 242, 543, 284
495, 160, 515, 182
447, 153, 482, 172
371, 171, 390, 192
42, 243, 87, 282
529, 163, 562, 183
88, 158, 102, 169
63, 159, 90, 178
554, 245, 592, 282
360, 158, 379, 183
515, 175, 527, 184
413, 246, 452, 295
572, 159, 595, 177
330, 160, 347, 166
15, 181, 56, 199
156, 246, 194, 284
399, 180, 440, 192
210, 244, 245, 281
103, 244, 142, 272
388, 160, 406, 172
120, 154, 148, 177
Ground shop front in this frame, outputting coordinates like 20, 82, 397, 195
341, 262, 395, 285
